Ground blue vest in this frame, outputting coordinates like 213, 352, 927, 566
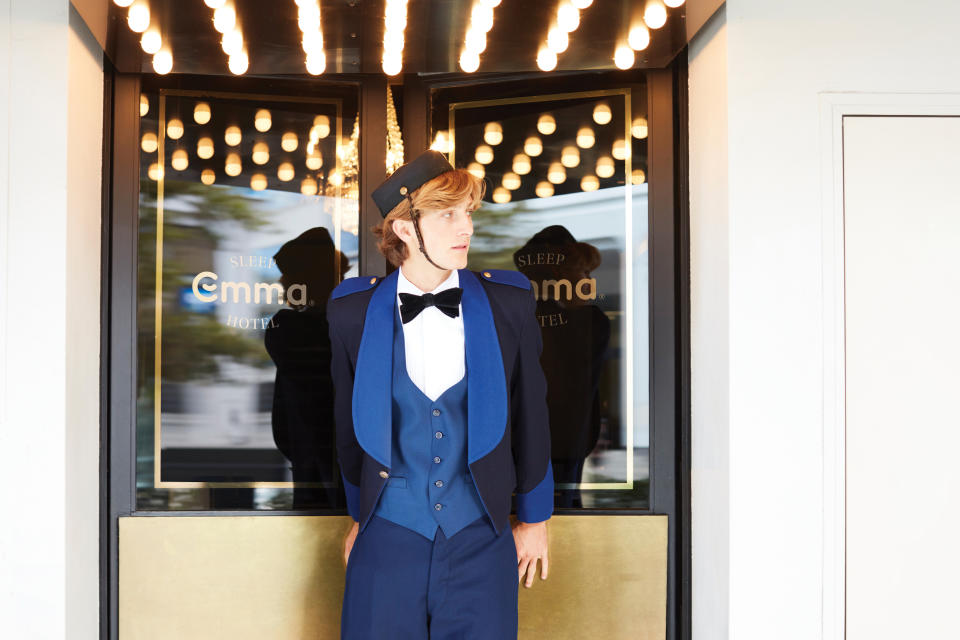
372, 305, 488, 541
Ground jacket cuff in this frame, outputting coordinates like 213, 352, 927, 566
516, 463, 554, 523
340, 469, 361, 522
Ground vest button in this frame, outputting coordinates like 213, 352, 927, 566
432, 408, 441, 416
435, 431, 443, 439
378, 470, 389, 478
434, 503, 443, 510
433, 456, 441, 463
434, 480, 443, 487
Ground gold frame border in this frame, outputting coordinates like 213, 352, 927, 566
448, 88, 637, 491
152, 88, 345, 489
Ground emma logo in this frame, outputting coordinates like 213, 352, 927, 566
531, 278, 597, 301
192, 271, 306, 305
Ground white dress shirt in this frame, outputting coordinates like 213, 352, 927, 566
396, 265, 466, 401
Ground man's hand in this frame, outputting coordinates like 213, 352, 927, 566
511, 519, 549, 588
343, 521, 359, 567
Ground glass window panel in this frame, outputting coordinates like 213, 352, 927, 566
437, 85, 650, 510
136, 88, 359, 511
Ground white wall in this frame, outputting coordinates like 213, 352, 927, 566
0, 1, 103, 638
689, 1, 960, 637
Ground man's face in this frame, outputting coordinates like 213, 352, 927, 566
401, 198, 474, 270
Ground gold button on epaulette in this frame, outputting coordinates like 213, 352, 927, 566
483, 271, 491, 278
379, 470, 389, 478
369, 277, 377, 284
399, 186, 408, 195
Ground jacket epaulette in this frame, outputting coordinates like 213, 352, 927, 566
331, 275, 382, 300
477, 268, 531, 290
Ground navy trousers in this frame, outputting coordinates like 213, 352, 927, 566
341, 514, 519, 639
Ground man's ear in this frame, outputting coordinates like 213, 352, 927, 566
391, 218, 410, 242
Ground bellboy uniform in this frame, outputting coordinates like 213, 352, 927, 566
327, 146, 553, 640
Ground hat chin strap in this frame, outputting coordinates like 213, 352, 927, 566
406, 196, 449, 272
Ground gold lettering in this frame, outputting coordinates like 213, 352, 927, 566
287, 283, 307, 305
575, 278, 596, 300
542, 279, 573, 301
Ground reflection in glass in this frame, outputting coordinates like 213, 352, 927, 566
136, 89, 359, 510
444, 88, 650, 509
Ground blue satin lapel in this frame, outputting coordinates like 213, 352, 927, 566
352, 269, 398, 468
459, 269, 508, 463
352, 268, 507, 468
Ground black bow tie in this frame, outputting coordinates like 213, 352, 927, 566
399, 287, 463, 324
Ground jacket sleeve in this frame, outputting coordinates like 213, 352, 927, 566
511, 286, 554, 523
327, 305, 362, 522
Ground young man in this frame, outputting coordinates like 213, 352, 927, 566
326, 149, 553, 639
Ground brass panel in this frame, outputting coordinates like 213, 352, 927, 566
120, 515, 667, 639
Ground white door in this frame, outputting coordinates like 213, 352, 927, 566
843, 115, 960, 638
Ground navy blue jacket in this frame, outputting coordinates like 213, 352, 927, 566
326, 267, 554, 535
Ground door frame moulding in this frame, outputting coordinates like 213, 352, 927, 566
817, 90, 960, 640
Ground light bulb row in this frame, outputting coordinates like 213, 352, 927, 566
458, 0, 501, 73
146, 161, 337, 195
536, 0, 593, 72
382, 0, 408, 76
296, 0, 327, 75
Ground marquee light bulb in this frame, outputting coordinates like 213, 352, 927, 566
593, 103, 612, 125
213, 5, 237, 34
228, 50, 249, 75
306, 52, 326, 75
222, 29, 243, 56
141, 132, 158, 153
502, 172, 521, 190
612, 139, 627, 160
547, 162, 566, 184
152, 49, 173, 74
250, 173, 267, 191
512, 153, 532, 175
171, 149, 189, 171
632, 116, 649, 139
465, 28, 487, 54
632, 168, 646, 184
147, 162, 163, 181
225, 126, 242, 146
596, 156, 615, 178
537, 114, 556, 135
225, 152, 242, 176
560, 145, 580, 168
301, 177, 318, 195
546, 26, 568, 54
571, 0, 593, 8
194, 102, 211, 125
203, 0, 226, 8
467, 162, 485, 179
197, 137, 214, 159
556, 2, 579, 32
254, 109, 272, 132
306, 149, 323, 170
537, 47, 557, 72
475, 144, 494, 165
201, 169, 216, 185
382, 56, 402, 76
328, 169, 344, 187
252, 141, 269, 165
471, 5, 494, 32
281, 132, 299, 152
535, 181, 554, 198
140, 29, 161, 54
664, 0, 685, 7
580, 174, 599, 192
430, 130, 450, 154
492, 187, 511, 203
628, 24, 651, 51
524, 136, 543, 156
614, 44, 635, 70
484, 122, 503, 146
312, 115, 330, 139
277, 162, 295, 182
166, 118, 184, 140
576, 127, 595, 148
114, 0, 134, 7
140, 94, 149, 116
643, 1, 667, 29
460, 50, 480, 73
127, 1, 150, 33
